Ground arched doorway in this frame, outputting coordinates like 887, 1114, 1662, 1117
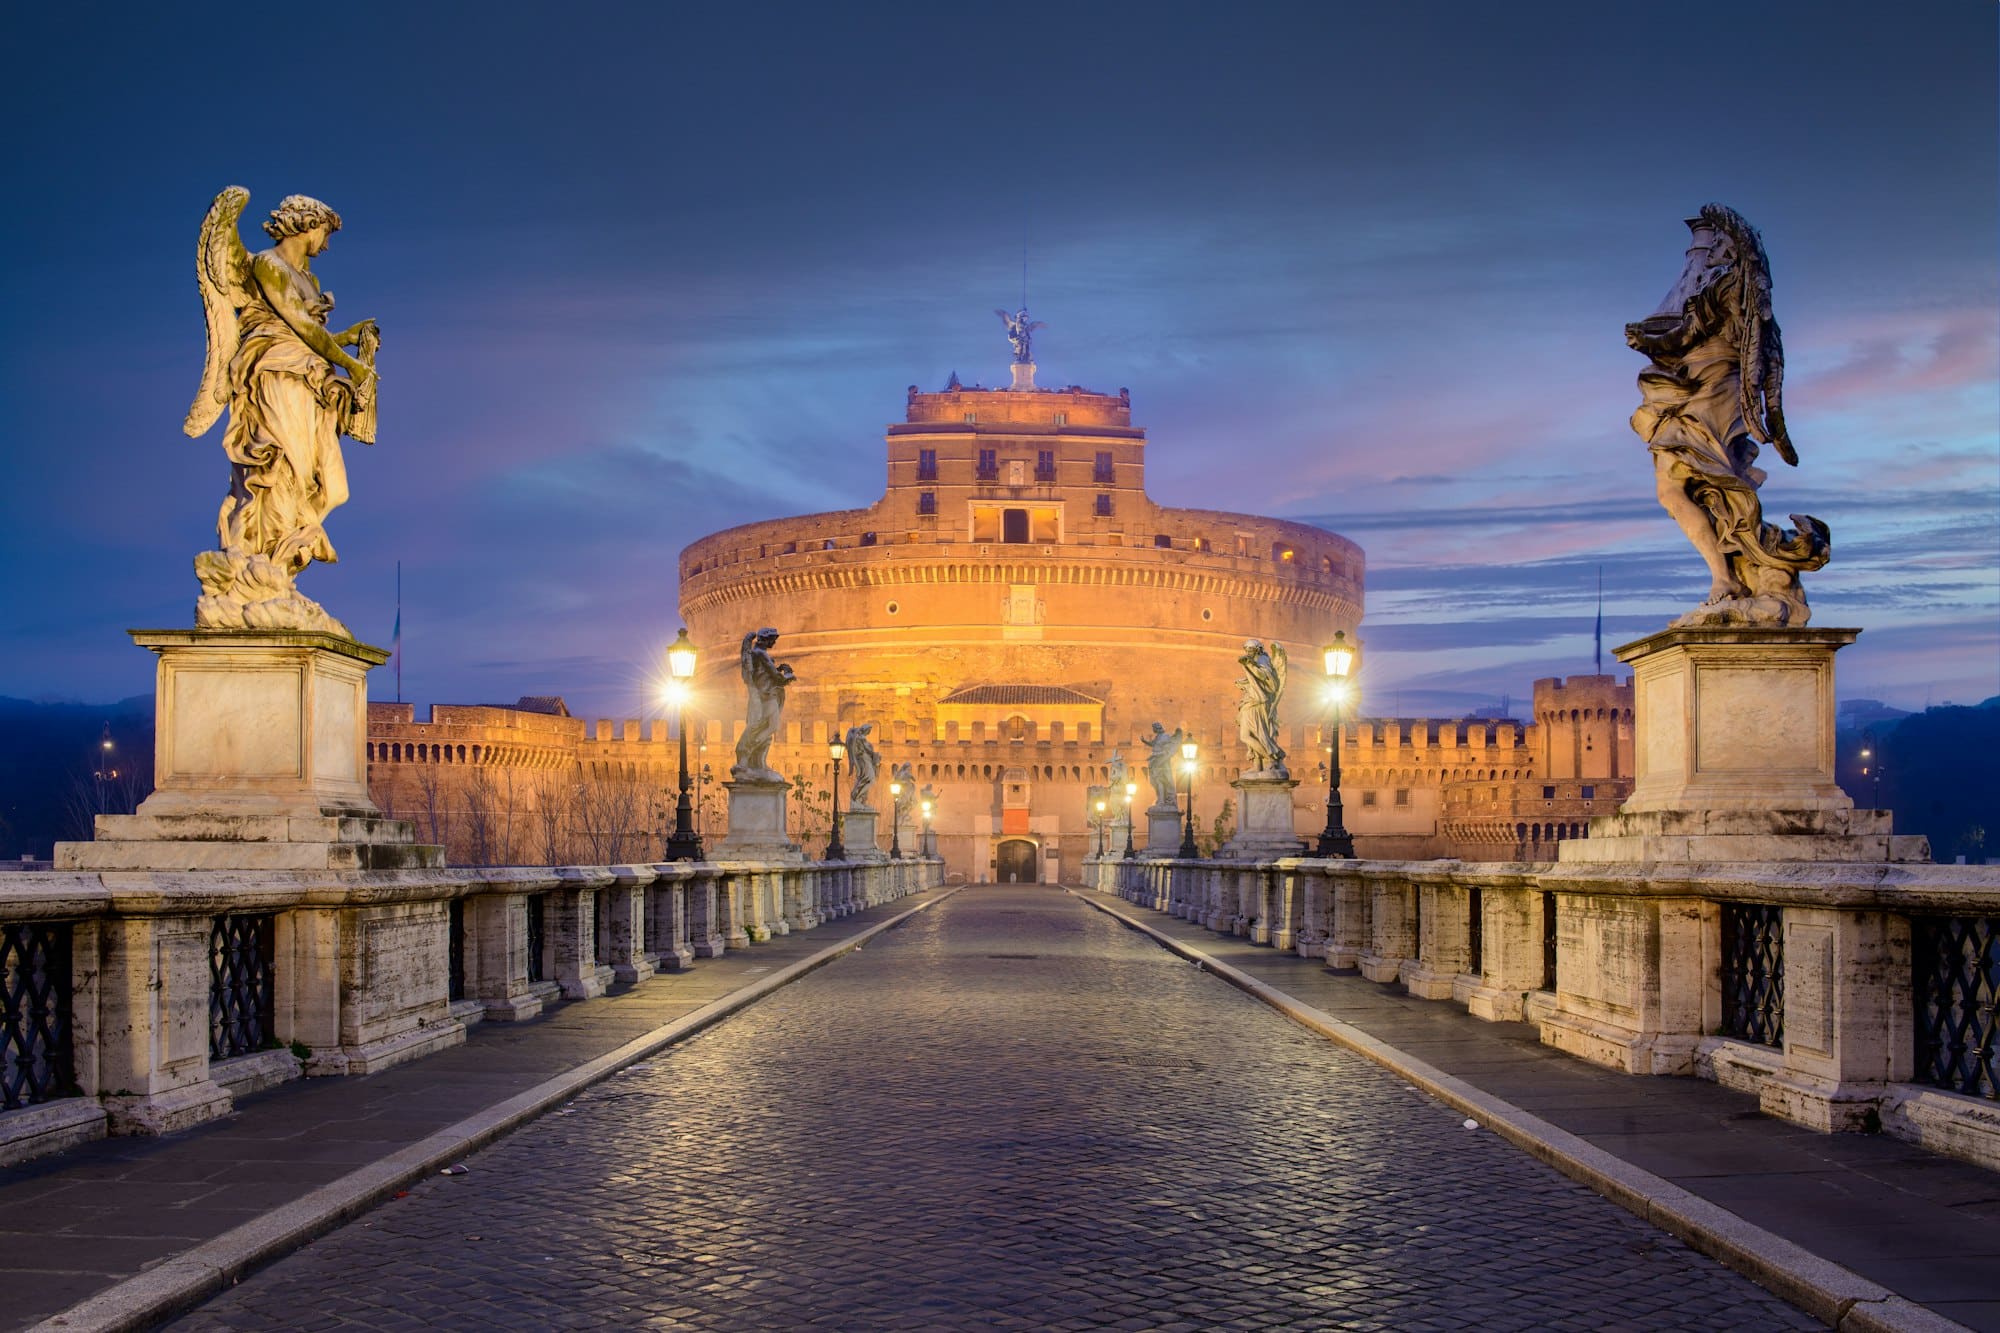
995, 837, 1039, 884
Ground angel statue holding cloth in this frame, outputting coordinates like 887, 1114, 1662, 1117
183, 186, 382, 637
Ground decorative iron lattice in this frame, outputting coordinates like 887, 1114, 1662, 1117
447, 898, 466, 1003
1913, 915, 1999, 1101
1467, 887, 1483, 978
591, 891, 606, 969
1720, 903, 1784, 1048
525, 895, 547, 984
209, 913, 276, 1060
2, 922, 75, 1110
1541, 892, 1558, 991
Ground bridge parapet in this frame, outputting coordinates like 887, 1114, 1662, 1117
1082, 852, 2000, 1173
0, 855, 941, 1166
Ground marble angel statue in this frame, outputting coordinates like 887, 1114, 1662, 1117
844, 723, 881, 809
892, 762, 918, 826
1236, 640, 1289, 777
1144, 722, 1187, 809
732, 629, 795, 780
1625, 204, 1828, 627
184, 187, 381, 636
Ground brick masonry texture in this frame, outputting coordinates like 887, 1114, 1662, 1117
171, 886, 1817, 1331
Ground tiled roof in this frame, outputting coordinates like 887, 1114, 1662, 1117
511, 695, 572, 716
940, 684, 1102, 706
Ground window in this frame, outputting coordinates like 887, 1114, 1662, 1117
916, 449, 938, 480
822, 538, 836, 550
782, 541, 797, 554
1154, 533, 1172, 548
1093, 451, 1114, 483
859, 531, 878, 547
1580, 784, 1595, 800
1394, 788, 1410, 807
917, 491, 937, 516
1543, 785, 1557, 800
977, 448, 998, 480
1035, 449, 1056, 480
1002, 508, 1030, 543
1361, 790, 1379, 807
964, 411, 977, 425
1095, 493, 1113, 517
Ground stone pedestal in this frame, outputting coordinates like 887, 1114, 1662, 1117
1222, 776, 1303, 859
841, 808, 888, 862
1146, 803, 1184, 857
1010, 361, 1037, 390
56, 631, 441, 872
1561, 627, 1926, 864
715, 779, 804, 864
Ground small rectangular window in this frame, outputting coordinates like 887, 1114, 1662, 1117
917, 491, 937, 516
916, 449, 938, 481
1361, 790, 1379, 807
1035, 449, 1056, 480
1394, 788, 1410, 807
1095, 493, 1113, 517
1093, 451, 1114, 483
1580, 784, 1595, 800
977, 448, 998, 480
964, 411, 977, 425
1054, 412, 1067, 426
1154, 533, 1172, 548
1543, 785, 1557, 800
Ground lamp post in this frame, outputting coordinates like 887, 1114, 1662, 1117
889, 780, 904, 859
664, 628, 703, 861
1316, 629, 1359, 858
826, 735, 847, 861
1178, 738, 1200, 858
1122, 781, 1137, 858
1095, 798, 1108, 857
921, 798, 933, 858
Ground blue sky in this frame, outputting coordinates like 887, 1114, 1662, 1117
2, 2, 1993, 719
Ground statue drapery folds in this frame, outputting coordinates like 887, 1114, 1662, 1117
1235, 640, 1289, 777
185, 187, 381, 637
1626, 204, 1828, 628
733, 628, 795, 781
845, 724, 881, 809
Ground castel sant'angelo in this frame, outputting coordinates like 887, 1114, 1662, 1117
368, 326, 1633, 879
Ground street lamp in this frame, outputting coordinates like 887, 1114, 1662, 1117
1095, 798, 1108, 857
920, 798, 933, 857
826, 735, 847, 861
1179, 737, 1200, 858
889, 780, 904, 860
1122, 780, 1138, 858
1317, 630, 1359, 858
663, 628, 703, 861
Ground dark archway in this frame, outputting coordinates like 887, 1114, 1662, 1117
995, 838, 1039, 884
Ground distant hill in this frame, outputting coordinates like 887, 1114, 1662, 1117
1837, 696, 2000, 863
0, 695, 155, 860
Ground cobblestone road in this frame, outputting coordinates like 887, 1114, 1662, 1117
174, 887, 1815, 1331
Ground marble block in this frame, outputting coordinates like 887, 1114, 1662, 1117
56, 630, 441, 872
1223, 777, 1304, 859
1147, 803, 1185, 857
841, 808, 887, 862
716, 779, 804, 864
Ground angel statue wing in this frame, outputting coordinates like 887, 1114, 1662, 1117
183, 186, 254, 438
1701, 203, 1795, 468
1270, 641, 1289, 703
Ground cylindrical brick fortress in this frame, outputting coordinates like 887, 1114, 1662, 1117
678, 376, 1362, 882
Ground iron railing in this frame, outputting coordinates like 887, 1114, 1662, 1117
209, 913, 276, 1060
591, 891, 606, 969
1541, 891, 1558, 990
1467, 887, 1483, 977
1912, 915, 1998, 1100
525, 894, 547, 984
447, 898, 466, 1002
2, 922, 75, 1109
1720, 903, 1784, 1048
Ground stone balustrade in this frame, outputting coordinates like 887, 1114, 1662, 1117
0, 855, 941, 1166
1082, 852, 2000, 1172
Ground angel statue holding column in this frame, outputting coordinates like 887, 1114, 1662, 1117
1236, 639, 1289, 778
184, 186, 381, 637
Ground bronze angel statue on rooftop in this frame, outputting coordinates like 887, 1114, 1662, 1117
1625, 204, 1828, 627
996, 307, 1045, 364
184, 186, 381, 637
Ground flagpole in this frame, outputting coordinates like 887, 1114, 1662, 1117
1594, 565, 1603, 676
395, 560, 403, 704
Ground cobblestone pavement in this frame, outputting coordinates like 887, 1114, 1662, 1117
172, 886, 1816, 1331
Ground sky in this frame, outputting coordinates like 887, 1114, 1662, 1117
2, 2, 1994, 721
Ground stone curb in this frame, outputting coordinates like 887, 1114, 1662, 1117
1069, 890, 1969, 1333
32, 887, 963, 1333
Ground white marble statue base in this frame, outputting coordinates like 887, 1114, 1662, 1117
715, 779, 804, 864
1010, 361, 1037, 390
1222, 776, 1303, 859
1147, 804, 1185, 857
841, 808, 888, 862
56, 630, 441, 872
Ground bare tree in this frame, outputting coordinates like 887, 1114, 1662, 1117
531, 773, 576, 866
462, 770, 502, 867
412, 763, 451, 854
575, 768, 646, 864
59, 763, 151, 842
